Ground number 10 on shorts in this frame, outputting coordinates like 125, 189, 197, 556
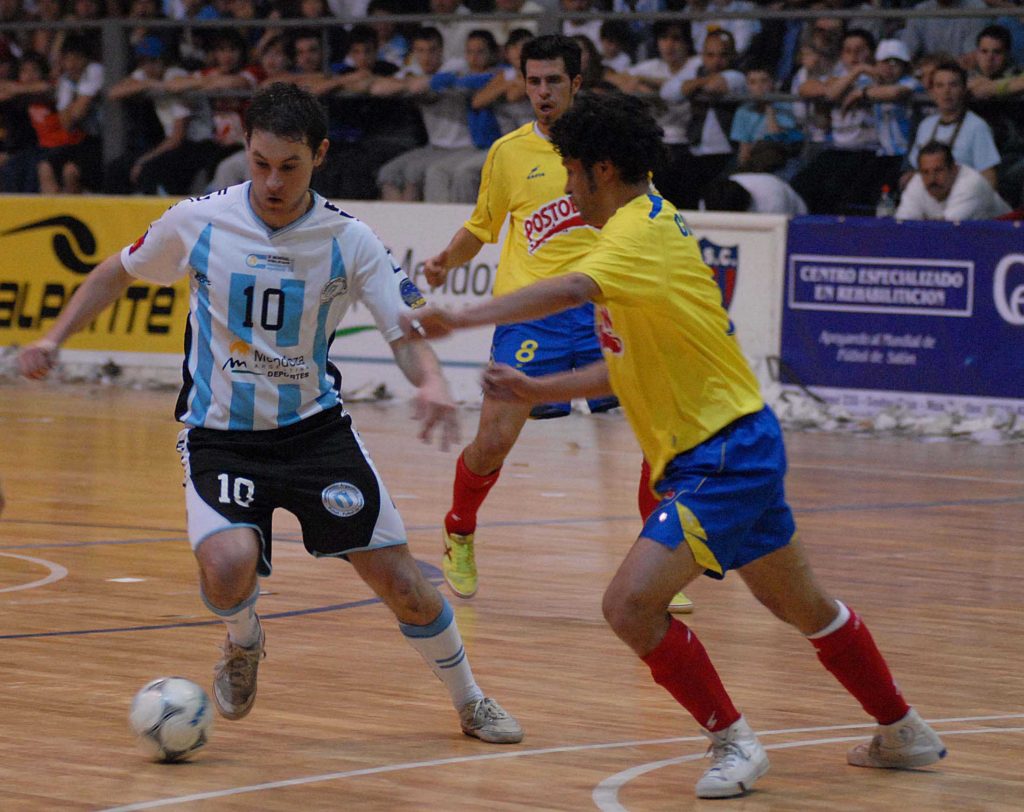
218, 474, 255, 507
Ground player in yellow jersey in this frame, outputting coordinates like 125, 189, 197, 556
423, 34, 692, 612
404, 92, 946, 800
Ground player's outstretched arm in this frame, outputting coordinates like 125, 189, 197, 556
423, 227, 484, 288
400, 272, 600, 339
483, 360, 612, 405
389, 335, 460, 451
17, 254, 134, 380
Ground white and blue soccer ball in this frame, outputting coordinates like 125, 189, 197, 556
129, 677, 213, 762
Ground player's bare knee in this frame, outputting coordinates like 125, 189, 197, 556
756, 590, 837, 633
381, 567, 418, 604
198, 561, 255, 609
602, 583, 653, 642
383, 572, 442, 623
467, 433, 515, 471
195, 536, 259, 592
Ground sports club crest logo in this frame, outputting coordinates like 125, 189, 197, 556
699, 238, 738, 311
321, 482, 365, 517
400, 278, 426, 309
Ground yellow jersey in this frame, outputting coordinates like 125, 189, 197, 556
576, 193, 764, 486
464, 122, 598, 297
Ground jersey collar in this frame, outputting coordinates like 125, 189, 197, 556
244, 182, 321, 238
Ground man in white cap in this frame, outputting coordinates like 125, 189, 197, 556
839, 38, 922, 194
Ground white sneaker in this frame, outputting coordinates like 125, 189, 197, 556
847, 708, 947, 769
459, 697, 523, 744
695, 716, 770, 798
213, 624, 265, 720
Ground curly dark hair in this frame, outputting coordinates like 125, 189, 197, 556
245, 82, 328, 152
549, 92, 665, 185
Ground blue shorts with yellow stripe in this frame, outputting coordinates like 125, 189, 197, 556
641, 406, 796, 579
491, 302, 618, 417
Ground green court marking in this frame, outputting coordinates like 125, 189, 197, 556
334, 325, 377, 338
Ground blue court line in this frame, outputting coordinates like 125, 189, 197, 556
0, 518, 183, 533
0, 597, 383, 640
1, 495, 1022, 552
799, 495, 1024, 514
2, 493, 1021, 640
0, 556, 447, 641
0, 536, 189, 551
0, 515, 641, 552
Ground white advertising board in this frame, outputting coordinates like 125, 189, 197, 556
30, 200, 789, 404
326, 204, 789, 402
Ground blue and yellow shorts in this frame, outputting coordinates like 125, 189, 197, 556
490, 302, 617, 417
641, 406, 797, 579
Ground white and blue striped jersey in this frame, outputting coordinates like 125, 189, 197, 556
874, 75, 922, 157
121, 183, 425, 431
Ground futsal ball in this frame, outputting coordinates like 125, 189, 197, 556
129, 677, 213, 762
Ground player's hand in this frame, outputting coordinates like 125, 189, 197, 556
17, 339, 59, 380
400, 304, 459, 339
413, 375, 460, 451
481, 363, 539, 404
423, 251, 450, 288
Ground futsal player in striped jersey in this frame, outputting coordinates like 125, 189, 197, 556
403, 92, 947, 799
18, 83, 522, 745
423, 34, 692, 612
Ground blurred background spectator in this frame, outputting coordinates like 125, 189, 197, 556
1, 0, 1022, 214
104, 35, 216, 194
906, 60, 1000, 187
660, 27, 746, 209
966, 24, 1024, 206
37, 33, 105, 193
895, 139, 1011, 218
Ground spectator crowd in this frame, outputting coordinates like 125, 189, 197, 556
1, 0, 1023, 219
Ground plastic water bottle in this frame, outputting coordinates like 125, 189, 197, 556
875, 184, 896, 218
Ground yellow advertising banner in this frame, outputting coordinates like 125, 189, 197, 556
0, 195, 188, 353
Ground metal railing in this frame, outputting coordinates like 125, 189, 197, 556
0, 7, 1011, 177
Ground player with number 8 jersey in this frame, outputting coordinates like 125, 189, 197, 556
425, 35, 692, 606
424, 35, 690, 611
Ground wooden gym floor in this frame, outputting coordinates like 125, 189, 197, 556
1, 384, 1021, 811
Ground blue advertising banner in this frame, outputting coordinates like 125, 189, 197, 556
781, 217, 1024, 406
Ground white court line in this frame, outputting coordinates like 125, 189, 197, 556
0, 552, 69, 593
99, 715, 1024, 812
592, 725, 1024, 812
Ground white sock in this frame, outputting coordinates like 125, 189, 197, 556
202, 584, 261, 648
806, 599, 850, 640
400, 598, 484, 710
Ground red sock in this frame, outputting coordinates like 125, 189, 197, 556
638, 458, 659, 521
444, 451, 501, 536
641, 618, 741, 732
810, 605, 910, 725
